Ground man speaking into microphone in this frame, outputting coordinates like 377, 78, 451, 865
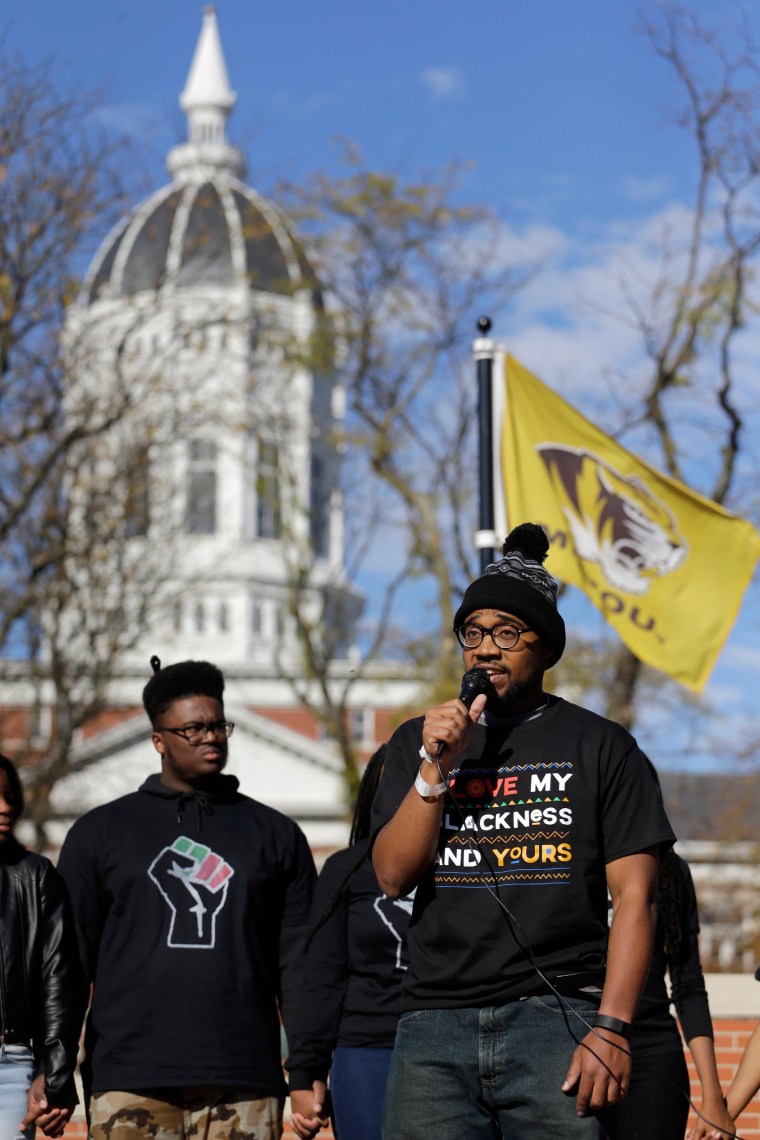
371, 523, 674, 1139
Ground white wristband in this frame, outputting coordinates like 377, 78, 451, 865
414, 766, 448, 799
418, 743, 436, 764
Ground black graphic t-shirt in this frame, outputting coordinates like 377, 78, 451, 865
58, 773, 316, 1095
370, 697, 675, 1011
286, 840, 413, 1088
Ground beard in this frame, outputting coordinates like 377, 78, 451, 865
485, 659, 546, 714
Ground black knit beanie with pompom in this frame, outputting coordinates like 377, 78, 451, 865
453, 523, 566, 666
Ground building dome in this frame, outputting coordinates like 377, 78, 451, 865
83, 178, 314, 303
64, 6, 354, 677
80, 6, 319, 308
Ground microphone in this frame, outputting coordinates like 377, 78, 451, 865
458, 668, 491, 710
436, 669, 491, 760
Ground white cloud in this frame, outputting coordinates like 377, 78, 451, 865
270, 90, 338, 119
490, 201, 742, 400
481, 220, 569, 268
721, 644, 760, 673
88, 102, 161, 139
420, 66, 464, 101
620, 175, 673, 204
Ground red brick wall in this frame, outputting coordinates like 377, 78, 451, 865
63, 1124, 87, 1138
60, 1016, 760, 1137
686, 1018, 760, 1139
253, 706, 324, 740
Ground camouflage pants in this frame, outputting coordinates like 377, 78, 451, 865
88, 1087, 284, 1139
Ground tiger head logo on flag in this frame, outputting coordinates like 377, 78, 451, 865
537, 445, 688, 596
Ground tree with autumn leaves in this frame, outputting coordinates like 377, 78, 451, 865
4, 5, 760, 840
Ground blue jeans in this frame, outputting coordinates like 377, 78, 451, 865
382, 995, 612, 1139
330, 1046, 393, 1140
0, 1044, 35, 1140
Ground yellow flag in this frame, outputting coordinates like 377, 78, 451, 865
497, 354, 760, 692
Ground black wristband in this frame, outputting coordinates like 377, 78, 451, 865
593, 1013, 631, 1040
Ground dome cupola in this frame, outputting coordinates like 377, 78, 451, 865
80, 6, 314, 306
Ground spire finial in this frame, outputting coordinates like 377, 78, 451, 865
167, 7, 246, 182
180, 6, 236, 145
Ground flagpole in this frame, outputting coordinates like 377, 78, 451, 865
474, 316, 498, 572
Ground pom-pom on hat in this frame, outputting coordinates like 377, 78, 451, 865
453, 523, 566, 666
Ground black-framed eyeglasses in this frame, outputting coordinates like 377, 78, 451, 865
455, 622, 532, 651
157, 720, 235, 745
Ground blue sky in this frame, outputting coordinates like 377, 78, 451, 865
6, 0, 759, 764
6, 1, 727, 214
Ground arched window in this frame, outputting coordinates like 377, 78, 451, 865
310, 453, 330, 558
251, 599, 262, 634
187, 440, 217, 534
256, 440, 280, 539
124, 444, 150, 537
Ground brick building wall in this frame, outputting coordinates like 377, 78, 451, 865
685, 1018, 760, 1139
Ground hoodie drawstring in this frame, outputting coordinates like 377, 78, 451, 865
176, 791, 213, 834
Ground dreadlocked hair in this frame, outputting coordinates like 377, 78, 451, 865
306, 744, 387, 950
349, 745, 385, 844
657, 844, 687, 993
640, 755, 688, 991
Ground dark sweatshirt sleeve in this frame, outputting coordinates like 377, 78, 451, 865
670, 858, 713, 1042
36, 861, 88, 1104
285, 849, 353, 1090
277, 822, 317, 1078
57, 814, 108, 984
369, 719, 421, 851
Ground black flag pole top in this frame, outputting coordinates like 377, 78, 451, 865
474, 316, 498, 572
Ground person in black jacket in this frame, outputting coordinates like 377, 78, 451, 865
57, 658, 316, 1140
287, 745, 413, 1140
0, 754, 85, 1140
608, 846, 733, 1139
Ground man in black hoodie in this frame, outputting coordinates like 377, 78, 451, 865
58, 658, 316, 1139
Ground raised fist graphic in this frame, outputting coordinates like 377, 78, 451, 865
148, 836, 234, 949
373, 892, 414, 971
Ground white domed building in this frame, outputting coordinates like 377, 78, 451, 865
68, 6, 352, 668
30, 8, 417, 853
